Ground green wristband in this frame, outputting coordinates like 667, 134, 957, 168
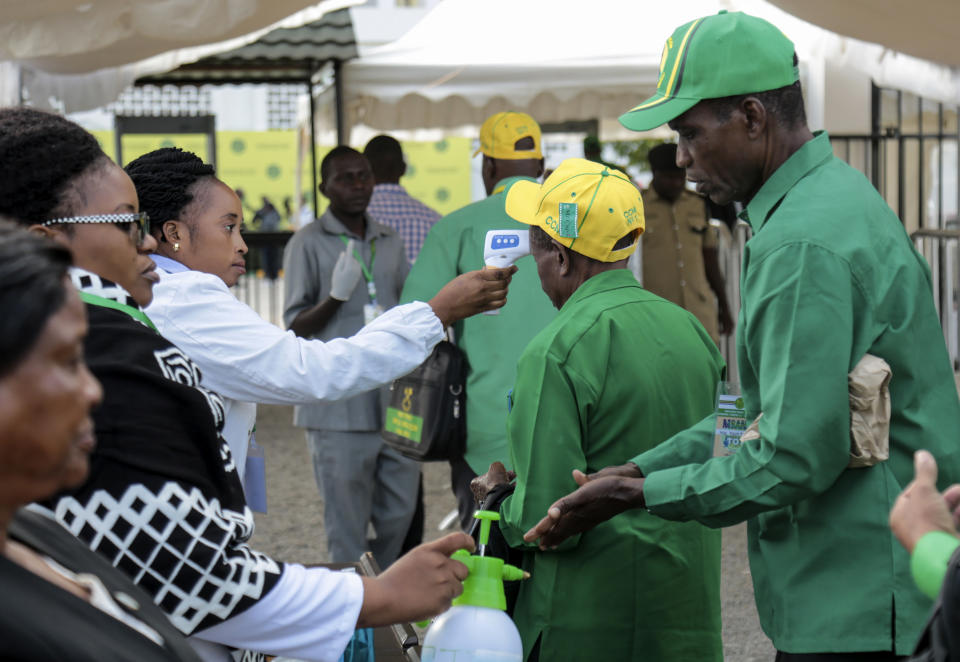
911, 531, 960, 599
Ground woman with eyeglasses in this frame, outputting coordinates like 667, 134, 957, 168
0, 223, 203, 662
125, 147, 513, 482
0, 107, 477, 662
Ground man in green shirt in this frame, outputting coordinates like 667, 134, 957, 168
401, 112, 556, 530
474, 158, 724, 661
523, 11, 960, 660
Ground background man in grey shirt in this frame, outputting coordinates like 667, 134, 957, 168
283, 146, 417, 567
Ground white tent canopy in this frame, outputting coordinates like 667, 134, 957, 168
768, 0, 960, 69
0, 0, 359, 111
341, 0, 960, 133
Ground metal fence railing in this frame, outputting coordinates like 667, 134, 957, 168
911, 227, 960, 369
233, 232, 293, 326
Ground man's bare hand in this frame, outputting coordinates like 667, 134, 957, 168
470, 461, 515, 505
890, 450, 960, 553
945, 484, 960, 529
523, 464, 645, 550
428, 266, 517, 327
357, 532, 475, 627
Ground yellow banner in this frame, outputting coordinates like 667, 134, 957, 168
91, 130, 472, 223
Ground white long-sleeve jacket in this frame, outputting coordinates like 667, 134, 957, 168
144, 254, 444, 474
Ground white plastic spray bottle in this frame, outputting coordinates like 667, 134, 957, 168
420, 510, 527, 662
482, 229, 530, 315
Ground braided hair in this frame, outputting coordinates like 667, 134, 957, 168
125, 147, 216, 242
0, 107, 108, 225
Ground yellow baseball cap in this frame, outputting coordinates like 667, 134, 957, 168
473, 111, 543, 160
505, 158, 643, 262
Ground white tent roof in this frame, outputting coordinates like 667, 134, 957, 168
342, 0, 960, 132
2, 0, 357, 73
1, 0, 359, 111
768, 0, 960, 69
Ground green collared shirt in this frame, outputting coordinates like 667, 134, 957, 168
500, 269, 724, 662
633, 132, 960, 654
400, 177, 557, 474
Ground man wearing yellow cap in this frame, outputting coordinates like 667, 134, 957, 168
524, 11, 960, 661
473, 158, 724, 661
401, 112, 556, 530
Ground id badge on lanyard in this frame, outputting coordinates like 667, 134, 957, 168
713, 381, 747, 456
363, 281, 384, 324
340, 234, 384, 324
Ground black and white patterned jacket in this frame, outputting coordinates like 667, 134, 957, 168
40, 269, 282, 636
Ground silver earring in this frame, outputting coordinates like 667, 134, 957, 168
173, 242, 180, 252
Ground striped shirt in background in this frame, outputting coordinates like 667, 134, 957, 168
366, 183, 441, 264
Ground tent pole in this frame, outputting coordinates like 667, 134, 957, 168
309, 70, 319, 219
334, 59, 345, 145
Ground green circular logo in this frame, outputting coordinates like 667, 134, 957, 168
266, 164, 281, 179
736, 397, 745, 409
434, 139, 449, 152
406, 164, 417, 178
231, 139, 246, 154
436, 187, 449, 202
160, 139, 175, 149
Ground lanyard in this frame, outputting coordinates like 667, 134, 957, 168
79, 291, 158, 332
339, 234, 378, 301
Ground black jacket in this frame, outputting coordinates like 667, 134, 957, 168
0, 509, 202, 661
41, 271, 282, 640
909, 545, 960, 662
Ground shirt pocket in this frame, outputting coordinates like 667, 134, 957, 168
755, 503, 797, 541
685, 211, 709, 237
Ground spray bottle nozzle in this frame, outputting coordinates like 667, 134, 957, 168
473, 509, 500, 557
445, 510, 529, 611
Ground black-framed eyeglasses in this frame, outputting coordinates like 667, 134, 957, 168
42, 212, 151, 245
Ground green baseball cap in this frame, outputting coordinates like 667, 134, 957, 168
619, 11, 798, 132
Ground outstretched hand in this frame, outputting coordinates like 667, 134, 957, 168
428, 266, 517, 327
522, 463, 645, 550
357, 532, 475, 627
890, 450, 960, 553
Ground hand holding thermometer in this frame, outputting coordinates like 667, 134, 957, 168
482, 229, 530, 315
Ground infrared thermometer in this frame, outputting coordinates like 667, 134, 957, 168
482, 229, 530, 315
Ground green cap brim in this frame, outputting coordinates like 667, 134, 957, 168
618, 93, 701, 132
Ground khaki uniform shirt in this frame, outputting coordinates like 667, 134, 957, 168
640, 188, 718, 341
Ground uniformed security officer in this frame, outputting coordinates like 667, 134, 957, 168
639, 142, 732, 342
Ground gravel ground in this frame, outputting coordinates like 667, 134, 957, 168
249, 404, 775, 661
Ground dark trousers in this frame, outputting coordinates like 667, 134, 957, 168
400, 475, 425, 554
776, 652, 905, 661
450, 455, 478, 531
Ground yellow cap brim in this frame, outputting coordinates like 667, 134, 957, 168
503, 179, 544, 228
